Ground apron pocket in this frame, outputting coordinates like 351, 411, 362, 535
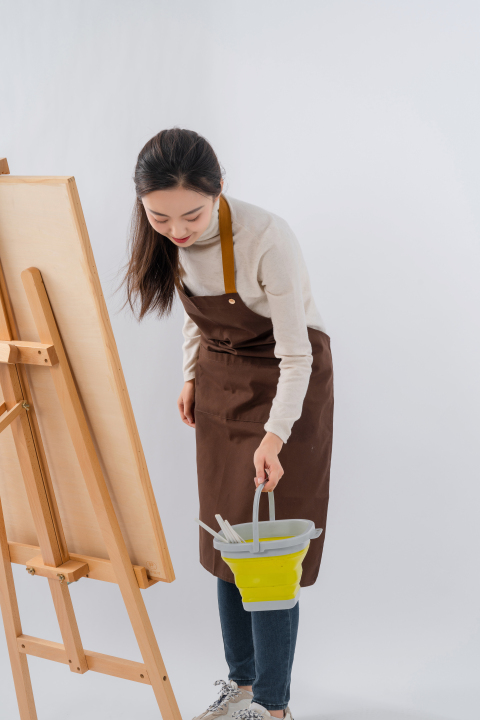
195, 348, 280, 424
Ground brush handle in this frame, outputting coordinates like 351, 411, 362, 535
215, 514, 236, 542
225, 519, 246, 543
195, 517, 226, 543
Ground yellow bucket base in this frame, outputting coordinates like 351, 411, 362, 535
222, 541, 309, 604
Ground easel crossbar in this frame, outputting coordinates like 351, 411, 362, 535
0, 400, 24, 433
0, 340, 58, 366
17, 635, 151, 685
8, 541, 159, 589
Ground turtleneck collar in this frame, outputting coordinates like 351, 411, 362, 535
191, 195, 220, 245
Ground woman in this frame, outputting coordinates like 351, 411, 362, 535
122, 128, 334, 720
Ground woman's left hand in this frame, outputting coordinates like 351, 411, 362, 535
254, 432, 284, 492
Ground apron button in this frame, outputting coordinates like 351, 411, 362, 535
229, 298, 235, 304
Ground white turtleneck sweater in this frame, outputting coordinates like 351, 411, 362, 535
178, 193, 327, 444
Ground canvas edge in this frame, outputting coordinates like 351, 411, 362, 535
65, 177, 176, 583
0, 175, 176, 583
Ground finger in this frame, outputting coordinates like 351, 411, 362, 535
262, 465, 282, 492
183, 399, 195, 424
263, 478, 277, 492
177, 398, 187, 422
254, 461, 266, 487
178, 397, 195, 427
255, 472, 273, 492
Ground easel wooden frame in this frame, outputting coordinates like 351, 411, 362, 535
0, 159, 182, 720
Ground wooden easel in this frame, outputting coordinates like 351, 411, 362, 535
0, 159, 182, 719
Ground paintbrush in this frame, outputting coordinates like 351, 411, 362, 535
194, 517, 229, 542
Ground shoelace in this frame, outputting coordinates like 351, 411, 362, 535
231, 710, 264, 720
205, 679, 241, 712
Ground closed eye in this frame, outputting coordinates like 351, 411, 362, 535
155, 215, 200, 224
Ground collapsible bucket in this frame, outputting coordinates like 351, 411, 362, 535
213, 481, 323, 611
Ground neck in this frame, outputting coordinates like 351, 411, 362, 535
193, 195, 221, 244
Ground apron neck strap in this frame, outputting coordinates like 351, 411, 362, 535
219, 194, 237, 294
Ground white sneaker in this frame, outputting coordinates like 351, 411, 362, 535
192, 679, 254, 720
232, 701, 294, 720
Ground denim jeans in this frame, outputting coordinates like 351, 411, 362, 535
217, 578, 299, 711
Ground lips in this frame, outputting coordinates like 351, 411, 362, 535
173, 235, 191, 243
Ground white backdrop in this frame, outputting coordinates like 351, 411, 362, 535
0, 2, 479, 719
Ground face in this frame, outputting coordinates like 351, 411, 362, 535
141, 180, 224, 248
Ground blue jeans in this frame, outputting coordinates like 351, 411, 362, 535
217, 578, 299, 711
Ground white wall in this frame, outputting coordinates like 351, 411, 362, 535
0, 2, 479, 718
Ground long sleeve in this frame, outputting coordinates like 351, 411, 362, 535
182, 309, 201, 381
177, 193, 326, 440
259, 222, 313, 444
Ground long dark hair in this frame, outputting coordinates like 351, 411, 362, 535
120, 128, 224, 321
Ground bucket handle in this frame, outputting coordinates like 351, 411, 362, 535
252, 481, 275, 553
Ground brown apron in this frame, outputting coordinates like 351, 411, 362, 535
176, 194, 334, 587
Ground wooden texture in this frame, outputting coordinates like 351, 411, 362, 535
0, 498, 37, 720
22, 266, 181, 718
0, 401, 24, 433
25, 555, 89, 583
9, 541, 159, 589
17, 635, 151, 684
0, 252, 91, 678
0, 340, 58, 366
0, 176, 174, 583
0, 173, 181, 720
0, 253, 69, 567
48, 577, 88, 673
0, 360, 65, 566
0, 342, 18, 363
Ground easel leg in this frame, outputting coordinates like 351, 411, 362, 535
48, 580, 88, 673
0, 259, 89, 677
112, 570, 179, 717
23, 260, 182, 719
0, 363, 88, 676
0, 497, 37, 720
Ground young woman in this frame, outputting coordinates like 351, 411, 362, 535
122, 128, 334, 720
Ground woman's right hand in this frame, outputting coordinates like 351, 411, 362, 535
178, 379, 196, 428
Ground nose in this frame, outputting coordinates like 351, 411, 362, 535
170, 227, 189, 239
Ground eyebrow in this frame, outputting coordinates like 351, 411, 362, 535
146, 204, 205, 218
